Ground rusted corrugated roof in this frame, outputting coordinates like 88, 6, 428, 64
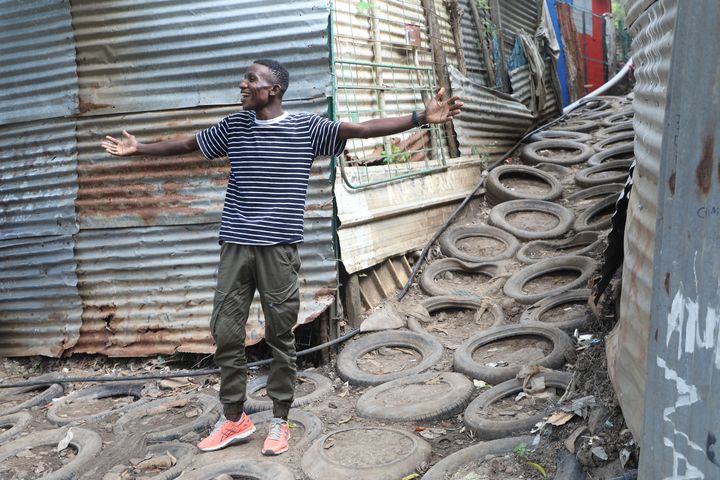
606, 0, 676, 440
0, 235, 83, 357
72, 0, 333, 116
0, 117, 79, 240
0, 0, 78, 125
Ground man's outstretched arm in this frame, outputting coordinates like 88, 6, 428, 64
101, 130, 199, 157
338, 87, 463, 141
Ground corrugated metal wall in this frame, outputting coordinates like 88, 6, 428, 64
605, 0, 676, 439
0, 0, 337, 357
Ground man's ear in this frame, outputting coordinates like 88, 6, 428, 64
269, 84, 281, 97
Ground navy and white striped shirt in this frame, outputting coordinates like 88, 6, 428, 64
196, 111, 345, 245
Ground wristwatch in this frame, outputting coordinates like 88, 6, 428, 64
412, 111, 429, 129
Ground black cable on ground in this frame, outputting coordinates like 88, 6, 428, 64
396, 102, 590, 301
0, 328, 360, 389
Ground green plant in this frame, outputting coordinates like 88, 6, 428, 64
513, 442, 547, 478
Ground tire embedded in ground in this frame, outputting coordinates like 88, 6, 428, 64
249, 409, 322, 453
534, 162, 574, 180
439, 224, 520, 263
0, 374, 63, 416
516, 231, 604, 264
527, 129, 592, 143
422, 436, 537, 479
336, 330, 444, 386
244, 370, 332, 414
113, 393, 220, 442
419, 258, 507, 297
520, 140, 594, 166
356, 372, 474, 422
301, 426, 431, 480
602, 109, 633, 126
587, 143, 634, 166
175, 460, 295, 480
47, 381, 146, 426
0, 412, 31, 444
86, 442, 196, 480
486, 165, 563, 204
453, 323, 573, 384
574, 195, 618, 232
503, 255, 598, 304
593, 131, 635, 151
565, 183, 624, 203
575, 159, 633, 187
463, 371, 572, 440
555, 119, 597, 133
521, 289, 595, 333
0, 427, 101, 479
489, 199, 574, 241
423, 295, 505, 327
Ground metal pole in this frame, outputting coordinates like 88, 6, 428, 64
581, 10, 588, 93
638, 1, 720, 477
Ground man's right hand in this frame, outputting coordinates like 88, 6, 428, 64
101, 130, 139, 156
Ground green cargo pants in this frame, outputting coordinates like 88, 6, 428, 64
210, 242, 300, 419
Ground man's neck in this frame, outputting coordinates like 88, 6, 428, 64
254, 104, 284, 120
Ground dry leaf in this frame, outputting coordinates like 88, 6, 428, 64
547, 411, 575, 426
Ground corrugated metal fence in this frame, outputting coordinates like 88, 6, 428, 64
0, 0, 337, 357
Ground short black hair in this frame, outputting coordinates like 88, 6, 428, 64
253, 59, 289, 96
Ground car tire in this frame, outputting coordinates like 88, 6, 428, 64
528, 130, 592, 143
520, 289, 595, 333
520, 140, 594, 166
516, 232, 603, 264
587, 143, 634, 166
489, 200, 574, 241
575, 160, 633, 187
419, 258, 507, 297
439, 225, 520, 263
0, 412, 31, 444
244, 371, 332, 414
47, 381, 147, 426
0, 374, 63, 416
176, 460, 295, 480
574, 195, 618, 232
486, 165, 563, 204
503, 256, 598, 304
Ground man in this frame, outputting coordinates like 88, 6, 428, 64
101, 59, 462, 455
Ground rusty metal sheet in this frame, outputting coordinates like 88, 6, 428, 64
76, 100, 328, 229
459, 0, 490, 86
0, 0, 79, 126
449, 65, 534, 158
72, 0, 332, 116
509, 61, 560, 121
606, 0, 676, 440
499, 0, 539, 55
0, 117, 79, 240
71, 179, 336, 357
0, 235, 83, 357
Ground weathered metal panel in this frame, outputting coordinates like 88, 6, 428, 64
72, 0, 332, 116
620, 0, 656, 29
509, 60, 560, 120
0, 0, 79, 125
638, 2, 720, 477
459, 0, 489, 86
336, 159, 485, 274
71, 155, 336, 356
499, 0, 539, 54
0, 235, 83, 357
75, 100, 328, 229
449, 65, 534, 158
0, 117, 79, 240
606, 0, 675, 440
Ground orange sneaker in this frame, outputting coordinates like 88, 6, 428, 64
261, 418, 290, 456
197, 413, 256, 452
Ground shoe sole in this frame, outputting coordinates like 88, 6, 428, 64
261, 445, 289, 456
198, 425, 256, 452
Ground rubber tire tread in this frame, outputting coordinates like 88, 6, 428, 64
337, 330, 444, 386
594, 131, 634, 151
422, 295, 505, 326
114, 393, 220, 442
419, 258, 507, 297
47, 381, 146, 426
439, 224, 520, 263
356, 372, 475, 422
489, 199, 574, 241
0, 374, 63, 416
574, 194, 618, 232
0, 412, 31, 444
301, 426, 431, 480
575, 160, 633, 187
422, 436, 536, 480
453, 323, 573, 384
177, 460, 295, 480
503, 255, 598, 305
520, 140, 594, 166
556, 119, 597, 132
0, 427, 101, 480
520, 289, 595, 333
249, 409, 322, 453
565, 183, 624, 202
528, 129, 592, 143
244, 371, 332, 414
516, 232, 603, 264
486, 165, 563, 204
587, 143, 634, 166
463, 371, 572, 439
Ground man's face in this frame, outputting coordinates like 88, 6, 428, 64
239, 64, 277, 111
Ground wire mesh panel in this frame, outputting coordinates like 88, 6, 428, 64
333, 0, 453, 188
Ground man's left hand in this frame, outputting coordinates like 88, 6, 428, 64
424, 87, 463, 124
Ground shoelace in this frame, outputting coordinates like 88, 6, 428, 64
267, 419, 285, 441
